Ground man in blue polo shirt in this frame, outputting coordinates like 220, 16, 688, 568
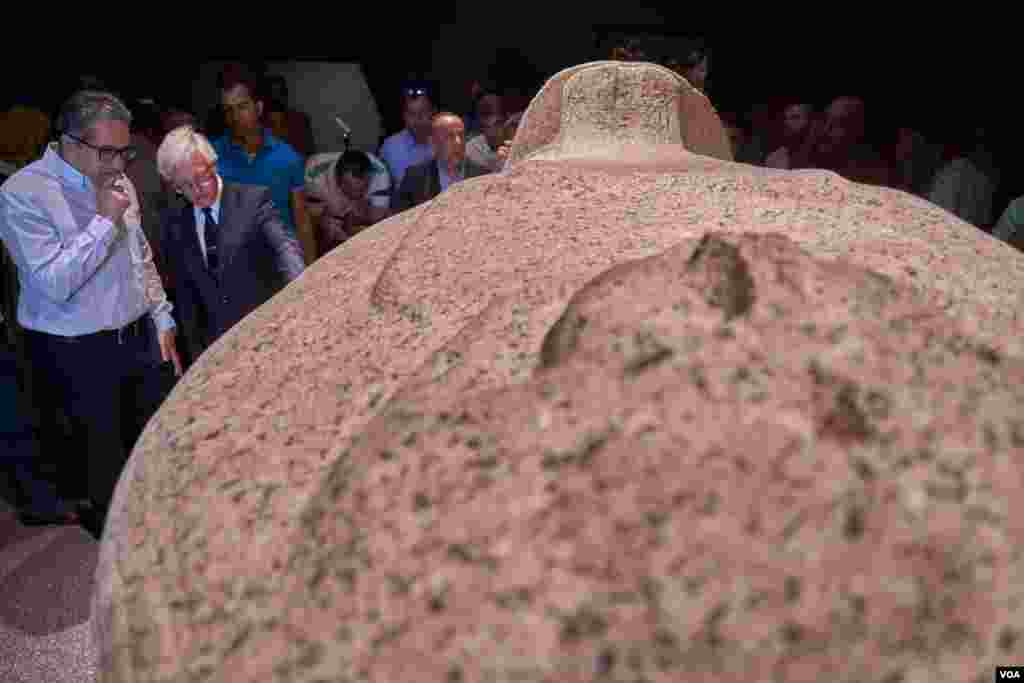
211, 65, 316, 264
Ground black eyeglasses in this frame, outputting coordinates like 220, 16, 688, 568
64, 132, 138, 164
403, 86, 430, 98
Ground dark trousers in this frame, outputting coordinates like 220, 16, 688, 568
1, 344, 70, 515
23, 318, 176, 513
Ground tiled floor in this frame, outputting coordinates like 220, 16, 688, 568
0, 497, 99, 683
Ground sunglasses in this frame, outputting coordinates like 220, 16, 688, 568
403, 86, 430, 98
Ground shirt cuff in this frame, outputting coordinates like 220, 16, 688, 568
151, 311, 176, 333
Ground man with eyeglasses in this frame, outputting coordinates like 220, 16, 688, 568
379, 82, 437, 190
0, 90, 182, 538
157, 125, 304, 368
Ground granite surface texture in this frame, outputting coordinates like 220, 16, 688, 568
94, 61, 1024, 682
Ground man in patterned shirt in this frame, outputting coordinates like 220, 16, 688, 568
305, 149, 392, 258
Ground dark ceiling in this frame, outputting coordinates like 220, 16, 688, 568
7, 17, 1013, 144
9, 14, 1019, 206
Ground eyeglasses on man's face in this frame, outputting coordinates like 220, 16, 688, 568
403, 87, 429, 98
65, 132, 137, 164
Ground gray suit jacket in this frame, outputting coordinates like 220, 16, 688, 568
160, 182, 304, 366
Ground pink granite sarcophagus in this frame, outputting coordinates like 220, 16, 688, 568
94, 61, 1024, 683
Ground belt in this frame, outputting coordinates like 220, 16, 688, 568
25, 316, 147, 345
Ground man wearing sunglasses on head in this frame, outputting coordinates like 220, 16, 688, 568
0, 90, 182, 538
379, 82, 437, 191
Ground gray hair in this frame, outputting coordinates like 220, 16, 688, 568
57, 90, 132, 140
156, 125, 218, 182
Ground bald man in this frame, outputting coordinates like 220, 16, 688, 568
391, 113, 491, 213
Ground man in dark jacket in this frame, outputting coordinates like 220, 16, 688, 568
392, 112, 491, 212
157, 126, 304, 367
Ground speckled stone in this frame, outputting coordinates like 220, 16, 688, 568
94, 61, 1024, 683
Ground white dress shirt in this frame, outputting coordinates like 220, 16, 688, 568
191, 177, 224, 266
0, 144, 174, 336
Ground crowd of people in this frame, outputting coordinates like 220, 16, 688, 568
0, 48, 1020, 540
725, 96, 1004, 233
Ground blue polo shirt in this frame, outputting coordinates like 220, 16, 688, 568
212, 130, 305, 233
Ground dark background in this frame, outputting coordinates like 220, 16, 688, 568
6, 15, 1010, 137
6, 13, 1014, 190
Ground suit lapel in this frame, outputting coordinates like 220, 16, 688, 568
179, 204, 218, 288
217, 183, 246, 272
176, 208, 209, 282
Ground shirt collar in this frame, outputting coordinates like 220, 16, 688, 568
44, 143, 92, 191
438, 159, 465, 184
193, 176, 224, 224
224, 129, 279, 157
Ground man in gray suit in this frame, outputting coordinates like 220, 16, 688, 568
157, 126, 304, 368
392, 112, 491, 212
